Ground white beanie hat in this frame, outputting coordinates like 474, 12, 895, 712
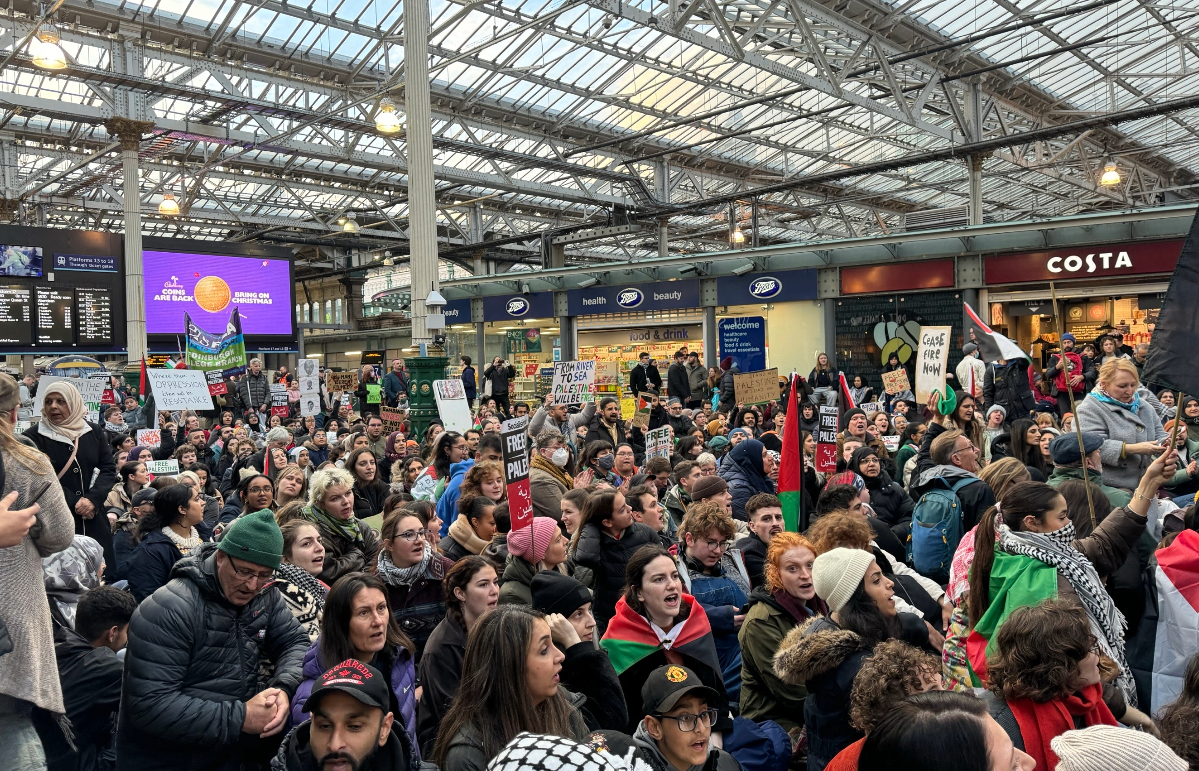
1051, 726, 1187, 771
812, 547, 876, 613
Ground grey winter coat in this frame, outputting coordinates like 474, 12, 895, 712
1075, 387, 1167, 490
528, 402, 596, 440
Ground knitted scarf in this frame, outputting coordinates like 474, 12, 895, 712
1006, 683, 1117, 771
999, 522, 1136, 705
275, 561, 329, 608
376, 546, 433, 586
161, 526, 202, 553
302, 503, 362, 543
1091, 385, 1142, 414
530, 451, 574, 491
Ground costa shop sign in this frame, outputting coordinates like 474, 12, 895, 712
984, 240, 1183, 284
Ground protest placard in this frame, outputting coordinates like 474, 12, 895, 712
861, 401, 879, 414
816, 405, 839, 473
433, 381, 472, 433
550, 360, 596, 405
327, 372, 358, 392
136, 429, 161, 448
915, 326, 952, 403
270, 386, 289, 418
296, 359, 319, 379
882, 435, 900, 453
34, 376, 108, 423
203, 369, 227, 395
630, 395, 652, 429
501, 416, 533, 530
145, 369, 214, 411
366, 384, 381, 404
380, 407, 406, 433
881, 369, 911, 395
299, 395, 320, 417
146, 459, 180, 476
298, 377, 319, 395
733, 368, 779, 405
646, 426, 672, 460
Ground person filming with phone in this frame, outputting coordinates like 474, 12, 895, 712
482, 357, 516, 418
1075, 358, 1167, 490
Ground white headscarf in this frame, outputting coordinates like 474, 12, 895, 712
37, 380, 92, 444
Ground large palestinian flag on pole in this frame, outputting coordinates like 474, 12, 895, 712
778, 373, 803, 532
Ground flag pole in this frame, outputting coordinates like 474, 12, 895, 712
1049, 282, 1097, 530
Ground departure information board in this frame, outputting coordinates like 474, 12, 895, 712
76, 288, 113, 345
35, 286, 74, 346
0, 286, 31, 345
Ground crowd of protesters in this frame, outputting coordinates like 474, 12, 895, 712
3, 333, 1199, 771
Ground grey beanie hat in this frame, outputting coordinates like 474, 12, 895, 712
812, 547, 876, 613
985, 404, 1007, 420
1051, 726, 1186, 771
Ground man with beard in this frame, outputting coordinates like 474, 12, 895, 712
188, 428, 217, 469
733, 493, 785, 589
274, 659, 418, 771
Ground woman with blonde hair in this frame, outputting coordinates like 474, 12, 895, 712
1076, 357, 1167, 489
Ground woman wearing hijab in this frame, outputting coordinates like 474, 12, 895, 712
26, 380, 118, 578
718, 438, 776, 521
42, 534, 104, 631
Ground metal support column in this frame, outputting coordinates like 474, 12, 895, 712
559, 316, 577, 361
703, 306, 717, 369
105, 118, 153, 364
658, 219, 668, 258
967, 78, 986, 227
475, 322, 486, 367
405, 0, 438, 347
823, 300, 837, 362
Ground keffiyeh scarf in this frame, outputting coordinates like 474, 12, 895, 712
376, 546, 432, 586
302, 503, 362, 543
999, 522, 1136, 705
275, 561, 329, 607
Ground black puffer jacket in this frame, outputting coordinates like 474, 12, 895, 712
574, 521, 659, 631
849, 447, 914, 530
560, 640, 629, 731
982, 360, 1036, 423
116, 543, 309, 771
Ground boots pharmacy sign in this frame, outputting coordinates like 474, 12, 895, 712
984, 240, 1183, 284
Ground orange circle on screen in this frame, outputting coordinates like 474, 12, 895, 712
194, 276, 231, 313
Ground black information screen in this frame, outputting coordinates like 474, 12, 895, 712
35, 286, 74, 346
76, 288, 113, 345
0, 286, 31, 345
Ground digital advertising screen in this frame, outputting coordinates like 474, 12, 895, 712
0, 244, 43, 277
143, 251, 294, 337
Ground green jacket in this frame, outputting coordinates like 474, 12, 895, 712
1047, 465, 1131, 509
662, 484, 691, 529
737, 588, 815, 733
498, 553, 537, 606
1164, 437, 1199, 490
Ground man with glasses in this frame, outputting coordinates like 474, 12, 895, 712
633, 665, 738, 771
117, 509, 309, 770
676, 501, 751, 705
664, 398, 695, 437
909, 427, 996, 578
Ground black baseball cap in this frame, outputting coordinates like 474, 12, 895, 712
641, 665, 721, 716
131, 488, 157, 507
303, 660, 390, 714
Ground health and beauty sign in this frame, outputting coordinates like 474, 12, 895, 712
715, 269, 818, 305
718, 316, 766, 373
566, 280, 700, 316
143, 251, 293, 335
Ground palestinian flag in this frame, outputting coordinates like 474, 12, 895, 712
965, 550, 1058, 684
964, 302, 1027, 364
838, 373, 856, 410
778, 373, 803, 532
139, 356, 148, 407
1129, 529, 1199, 711
601, 594, 720, 677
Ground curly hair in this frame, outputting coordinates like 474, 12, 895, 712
460, 460, 504, 502
850, 639, 942, 732
679, 500, 735, 542
807, 512, 873, 556
986, 599, 1094, 703
764, 532, 815, 593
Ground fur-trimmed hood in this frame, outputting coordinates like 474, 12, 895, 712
772, 615, 868, 686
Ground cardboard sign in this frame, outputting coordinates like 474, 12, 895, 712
620, 397, 636, 421
861, 401, 880, 414
915, 326, 952, 403
881, 369, 911, 395
380, 406, 406, 433
733, 368, 779, 406
501, 416, 533, 531
327, 372, 358, 392
816, 405, 839, 473
136, 429, 161, 448
433, 380, 473, 433
299, 395, 321, 417
550, 360, 596, 405
631, 395, 652, 429
296, 359, 319, 379
145, 370, 215, 411
146, 459, 180, 476
646, 426, 672, 460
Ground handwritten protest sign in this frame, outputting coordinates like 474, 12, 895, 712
501, 416, 533, 530
915, 326, 952, 403
646, 426, 672, 460
816, 405, 839, 473
861, 401, 880, 415
434, 381, 472, 432
146, 459, 180, 476
631, 395, 652, 429
881, 369, 911, 395
550, 360, 596, 405
327, 372, 358, 392
733, 368, 779, 405
204, 370, 227, 395
270, 385, 289, 418
380, 407, 406, 433
146, 369, 214, 411
366, 384, 381, 404
137, 429, 161, 448
882, 435, 900, 453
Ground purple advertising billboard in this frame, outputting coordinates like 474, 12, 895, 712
143, 251, 293, 336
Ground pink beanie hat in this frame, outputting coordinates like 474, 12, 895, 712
506, 517, 561, 564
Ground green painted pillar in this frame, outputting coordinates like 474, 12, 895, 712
406, 355, 447, 440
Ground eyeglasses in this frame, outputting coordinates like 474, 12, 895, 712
653, 709, 719, 732
701, 539, 727, 552
395, 529, 429, 542
247, 485, 273, 495
229, 560, 275, 587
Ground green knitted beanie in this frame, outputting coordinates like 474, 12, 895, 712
217, 509, 284, 570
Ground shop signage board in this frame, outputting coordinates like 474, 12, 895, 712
881, 369, 911, 395
433, 381, 473, 433
733, 368, 779, 405
984, 240, 1183, 284
841, 259, 956, 295
501, 416, 533, 530
550, 360, 597, 404
441, 298, 472, 324
145, 370, 214, 411
481, 293, 555, 322
816, 406, 838, 472
915, 326, 951, 403
718, 316, 767, 373
715, 268, 818, 305
566, 280, 700, 316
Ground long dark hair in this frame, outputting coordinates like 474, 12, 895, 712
133, 483, 195, 545
430, 431, 464, 479
837, 573, 902, 648
1159, 652, 1199, 768
432, 606, 576, 767
572, 488, 621, 548
968, 482, 1063, 626
119, 461, 144, 487
318, 573, 414, 670
858, 691, 991, 771
1057, 478, 1110, 539
443, 555, 495, 628
345, 447, 385, 491
1009, 418, 1048, 477
238, 474, 273, 514
579, 440, 613, 473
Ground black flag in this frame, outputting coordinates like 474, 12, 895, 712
1142, 210, 1199, 394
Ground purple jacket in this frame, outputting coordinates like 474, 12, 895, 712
291, 641, 419, 756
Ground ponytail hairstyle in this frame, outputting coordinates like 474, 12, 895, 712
0, 375, 50, 474
967, 482, 1063, 626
